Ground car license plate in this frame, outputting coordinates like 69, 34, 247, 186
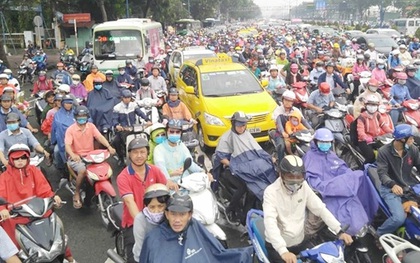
248, 127, 261, 134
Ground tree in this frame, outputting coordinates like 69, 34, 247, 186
0, 39, 10, 68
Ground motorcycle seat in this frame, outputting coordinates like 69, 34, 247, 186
108, 202, 123, 229
403, 251, 420, 263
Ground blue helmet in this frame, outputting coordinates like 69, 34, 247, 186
167, 119, 182, 130
314, 128, 334, 141
393, 124, 412, 140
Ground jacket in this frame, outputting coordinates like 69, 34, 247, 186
32, 79, 53, 94
352, 63, 369, 80
162, 101, 192, 121
0, 108, 28, 132
353, 90, 382, 118
50, 107, 74, 161
285, 111, 307, 135
371, 68, 387, 84
83, 72, 106, 92
263, 178, 342, 256
317, 72, 348, 89
357, 111, 392, 141
377, 143, 420, 188
112, 101, 149, 127
390, 84, 412, 105
407, 76, 420, 99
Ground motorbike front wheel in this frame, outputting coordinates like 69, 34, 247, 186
99, 192, 116, 228
115, 231, 126, 260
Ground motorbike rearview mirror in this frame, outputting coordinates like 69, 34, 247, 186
180, 157, 192, 185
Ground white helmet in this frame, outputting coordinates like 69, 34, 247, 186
145, 123, 166, 135
57, 84, 70, 93
3, 69, 12, 74
269, 65, 278, 72
8, 143, 30, 157
399, 44, 407, 50
282, 90, 296, 101
0, 73, 8, 79
392, 49, 400, 55
377, 59, 385, 64
365, 95, 380, 105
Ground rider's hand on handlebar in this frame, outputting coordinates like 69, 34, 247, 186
166, 180, 179, 192
108, 146, 116, 155
391, 184, 404, 196
282, 132, 289, 138
53, 195, 62, 208
281, 252, 297, 263
338, 232, 353, 246
116, 125, 123, 132
145, 121, 152, 127
0, 209, 10, 221
171, 167, 184, 176
70, 154, 81, 162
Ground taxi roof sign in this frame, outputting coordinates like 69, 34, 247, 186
196, 55, 232, 66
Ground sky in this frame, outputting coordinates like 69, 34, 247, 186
253, 0, 308, 7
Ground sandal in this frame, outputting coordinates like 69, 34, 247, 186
73, 197, 82, 209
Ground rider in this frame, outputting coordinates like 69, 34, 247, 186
41, 94, 62, 138
162, 87, 195, 122
389, 72, 412, 126
399, 44, 412, 66
0, 226, 21, 263
353, 78, 383, 118
83, 64, 106, 92
51, 62, 72, 85
0, 94, 37, 133
303, 128, 379, 236
86, 79, 115, 133
116, 137, 177, 263
284, 111, 308, 155
31, 71, 53, 95
65, 105, 116, 209
145, 123, 166, 164
213, 111, 277, 223
56, 83, 79, 106
136, 78, 158, 100
103, 70, 122, 105
40, 90, 56, 122
307, 82, 335, 126
263, 155, 353, 263
406, 64, 420, 99
0, 112, 50, 167
3, 69, 20, 92
317, 62, 349, 93
132, 183, 170, 262
69, 74, 87, 104
153, 119, 204, 181
117, 64, 134, 86
375, 124, 420, 242
125, 60, 138, 79
309, 61, 325, 88
111, 89, 151, 165
0, 74, 15, 95
0, 144, 76, 263
147, 65, 167, 94
356, 95, 393, 164
266, 65, 286, 95
351, 55, 370, 101
285, 63, 303, 86
370, 59, 387, 84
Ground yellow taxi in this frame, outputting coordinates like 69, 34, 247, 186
176, 54, 277, 149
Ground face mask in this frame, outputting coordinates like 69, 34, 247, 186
283, 180, 303, 194
317, 142, 332, 152
143, 207, 164, 224
94, 84, 102, 90
119, 70, 125, 75
168, 134, 181, 143
366, 105, 378, 114
154, 135, 166, 144
368, 86, 378, 92
291, 120, 299, 126
39, 76, 46, 81
378, 65, 385, 69
72, 80, 80, 85
398, 80, 406, 85
316, 67, 323, 72
7, 123, 19, 131
76, 117, 88, 125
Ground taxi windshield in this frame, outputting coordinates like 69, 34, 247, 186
200, 70, 263, 97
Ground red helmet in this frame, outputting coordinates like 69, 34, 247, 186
396, 72, 408, 80
319, 82, 331, 94
368, 78, 379, 87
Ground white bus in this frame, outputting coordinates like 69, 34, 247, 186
394, 18, 420, 35
92, 18, 164, 72
175, 19, 201, 36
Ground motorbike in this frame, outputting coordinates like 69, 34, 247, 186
17, 65, 34, 85
291, 81, 309, 115
181, 120, 199, 160
32, 56, 46, 74
62, 149, 117, 228
106, 202, 126, 260
378, 79, 394, 101
136, 97, 160, 124
380, 234, 420, 263
289, 130, 313, 157
179, 158, 228, 246
316, 107, 347, 145
402, 99, 420, 135
33, 91, 47, 125
79, 61, 92, 82
0, 196, 67, 263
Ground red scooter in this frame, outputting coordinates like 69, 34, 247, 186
378, 79, 394, 100
402, 99, 420, 134
63, 149, 116, 227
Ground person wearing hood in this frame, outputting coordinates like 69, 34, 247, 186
103, 70, 122, 105
145, 123, 166, 164
162, 87, 195, 122
284, 111, 307, 155
86, 78, 115, 132
0, 94, 36, 133
406, 65, 420, 99
116, 64, 134, 87
0, 144, 77, 263
302, 128, 379, 236
353, 78, 383, 118
370, 59, 387, 84
69, 74, 87, 104
83, 64, 105, 92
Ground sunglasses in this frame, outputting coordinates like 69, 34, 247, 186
168, 130, 181, 134
14, 156, 28, 160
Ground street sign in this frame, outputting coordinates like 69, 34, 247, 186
33, 16, 43, 27
63, 13, 91, 23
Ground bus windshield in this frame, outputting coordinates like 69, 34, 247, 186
395, 20, 407, 27
94, 30, 142, 59
175, 23, 188, 30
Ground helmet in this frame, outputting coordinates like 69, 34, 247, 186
392, 49, 400, 55
231, 111, 250, 123
315, 61, 325, 67
278, 155, 305, 176
0, 73, 8, 79
356, 54, 364, 60
57, 84, 70, 93
0, 94, 12, 101
393, 124, 413, 140
167, 193, 193, 212
396, 72, 408, 80
365, 95, 380, 105
71, 74, 81, 81
118, 64, 125, 69
125, 59, 132, 65
319, 82, 331, 94
54, 94, 63, 101
351, 38, 357, 42
61, 94, 73, 104
121, 89, 132, 98
399, 44, 407, 50
3, 69, 12, 74
93, 78, 103, 85
7, 143, 30, 164
151, 65, 160, 71
168, 87, 179, 95
333, 43, 340, 48
406, 64, 416, 71
368, 43, 375, 48
234, 46, 241, 51
140, 78, 150, 86
325, 62, 335, 68
56, 62, 64, 67
282, 90, 296, 101
368, 78, 380, 87
269, 65, 278, 72
105, 70, 113, 75
6, 112, 20, 122
146, 122, 166, 136
376, 59, 385, 65
91, 65, 98, 69
74, 105, 90, 117
144, 183, 170, 201
128, 137, 149, 152
38, 71, 46, 76
364, 53, 370, 60
314, 128, 334, 141
167, 119, 182, 130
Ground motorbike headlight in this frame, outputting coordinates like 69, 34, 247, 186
87, 170, 99, 181
204, 112, 224, 126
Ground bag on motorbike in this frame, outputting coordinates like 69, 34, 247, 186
349, 118, 360, 146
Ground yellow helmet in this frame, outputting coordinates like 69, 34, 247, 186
333, 43, 340, 48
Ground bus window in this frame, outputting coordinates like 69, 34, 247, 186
395, 20, 406, 27
94, 30, 142, 59
409, 20, 415, 26
416, 20, 420, 26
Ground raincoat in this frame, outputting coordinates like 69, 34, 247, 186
50, 105, 74, 161
87, 87, 115, 131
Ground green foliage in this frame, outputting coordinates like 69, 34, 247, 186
416, 28, 420, 39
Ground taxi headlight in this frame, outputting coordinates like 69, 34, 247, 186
204, 112, 224, 126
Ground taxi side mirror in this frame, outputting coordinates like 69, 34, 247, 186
185, 86, 195, 95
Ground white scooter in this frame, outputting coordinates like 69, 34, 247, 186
136, 97, 160, 124
380, 233, 420, 263
179, 158, 228, 247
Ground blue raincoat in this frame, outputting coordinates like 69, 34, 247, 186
87, 87, 115, 131
140, 218, 253, 263
51, 106, 74, 161
303, 142, 379, 235
213, 129, 276, 200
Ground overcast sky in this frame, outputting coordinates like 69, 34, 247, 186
253, 0, 308, 7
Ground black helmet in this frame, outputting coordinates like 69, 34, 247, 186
61, 94, 74, 105
167, 119, 182, 130
231, 111, 250, 125
74, 105, 90, 118
168, 87, 178, 95
325, 61, 335, 68
166, 193, 193, 212
364, 53, 371, 60
127, 138, 149, 152
278, 155, 305, 176
125, 59, 132, 65
140, 78, 150, 86
6, 112, 20, 122
406, 64, 416, 71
